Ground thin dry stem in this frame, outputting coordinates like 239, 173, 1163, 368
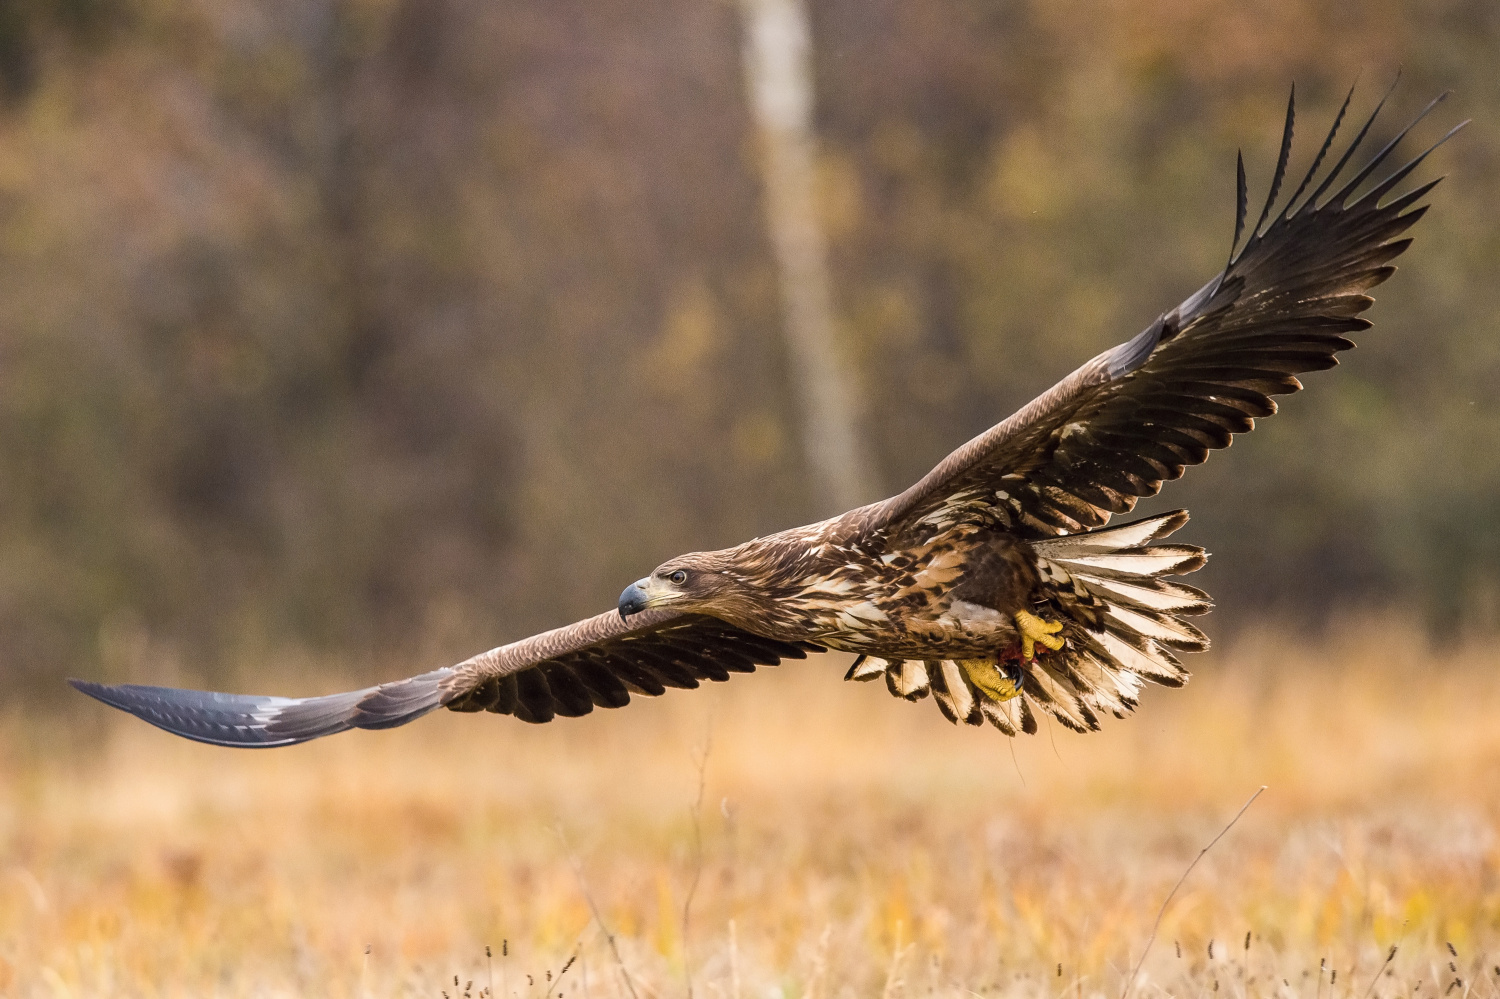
683, 734, 712, 999
558, 826, 641, 999
1120, 786, 1267, 999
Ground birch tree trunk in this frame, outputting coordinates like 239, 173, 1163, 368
741, 0, 877, 514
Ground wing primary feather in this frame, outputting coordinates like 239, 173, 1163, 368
1329, 90, 1450, 207
1251, 84, 1296, 238
1349, 119, 1468, 209
1375, 179, 1442, 220
1230, 150, 1248, 261
1284, 81, 1355, 218
1305, 73, 1401, 209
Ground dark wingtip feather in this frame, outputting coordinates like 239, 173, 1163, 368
1214, 150, 1250, 291
1251, 84, 1296, 238
1306, 74, 1402, 210
1329, 90, 1450, 207
1285, 81, 1355, 219
1351, 118, 1468, 209
1232, 150, 1248, 256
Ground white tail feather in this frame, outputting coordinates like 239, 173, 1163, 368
1069, 649, 1143, 714
1038, 510, 1188, 553
1091, 630, 1188, 684
1029, 662, 1096, 732
1047, 548, 1204, 576
1073, 573, 1211, 614
1104, 603, 1209, 650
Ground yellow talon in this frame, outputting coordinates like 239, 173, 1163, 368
959, 659, 1023, 702
1014, 609, 1065, 661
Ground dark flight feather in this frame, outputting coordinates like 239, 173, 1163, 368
1282, 83, 1354, 219
1231, 150, 1248, 259
1251, 84, 1296, 240
1329, 92, 1448, 207
1304, 75, 1402, 211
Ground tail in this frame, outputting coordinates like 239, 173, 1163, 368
67, 669, 459, 747
847, 510, 1211, 736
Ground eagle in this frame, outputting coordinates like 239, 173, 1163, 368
73, 83, 1463, 747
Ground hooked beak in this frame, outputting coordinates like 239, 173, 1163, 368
618, 578, 651, 619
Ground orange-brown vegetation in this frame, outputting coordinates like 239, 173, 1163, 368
5, 622, 1500, 996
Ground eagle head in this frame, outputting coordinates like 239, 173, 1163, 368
618, 552, 747, 619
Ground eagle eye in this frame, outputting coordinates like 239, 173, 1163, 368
669, 570, 688, 585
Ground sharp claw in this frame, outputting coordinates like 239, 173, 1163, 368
959, 659, 1023, 702
1014, 609, 1066, 661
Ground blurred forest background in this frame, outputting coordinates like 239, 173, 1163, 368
0, 0, 1496, 698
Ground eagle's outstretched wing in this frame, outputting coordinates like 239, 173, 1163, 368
70, 610, 819, 747
872, 83, 1464, 539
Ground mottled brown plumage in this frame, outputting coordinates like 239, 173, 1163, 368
72, 83, 1462, 747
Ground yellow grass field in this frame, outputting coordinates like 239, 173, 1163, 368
5, 621, 1500, 998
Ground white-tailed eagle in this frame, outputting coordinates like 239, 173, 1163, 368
72, 84, 1463, 745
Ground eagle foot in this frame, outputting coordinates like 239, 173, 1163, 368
958, 659, 1023, 702
1014, 609, 1065, 661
